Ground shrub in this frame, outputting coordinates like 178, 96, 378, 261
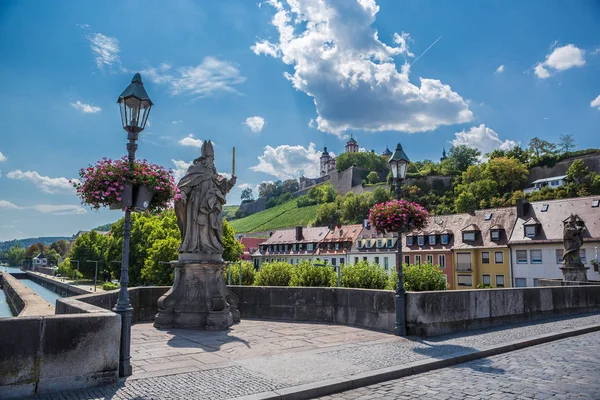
386, 263, 448, 291
289, 261, 337, 287
57, 258, 83, 280
224, 261, 256, 286
341, 261, 388, 290
102, 282, 119, 291
254, 261, 293, 286
234, 209, 246, 219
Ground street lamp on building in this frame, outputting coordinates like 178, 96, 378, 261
388, 143, 410, 336
113, 73, 153, 378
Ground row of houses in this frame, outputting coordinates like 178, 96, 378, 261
249, 196, 600, 290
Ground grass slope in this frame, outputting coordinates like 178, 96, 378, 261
229, 199, 319, 233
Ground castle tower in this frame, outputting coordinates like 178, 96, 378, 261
320, 146, 331, 176
382, 145, 392, 159
440, 147, 447, 162
345, 134, 358, 153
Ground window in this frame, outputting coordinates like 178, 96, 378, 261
580, 249, 587, 263
457, 275, 472, 286
495, 275, 505, 288
515, 278, 527, 287
533, 278, 540, 287
495, 251, 504, 264
456, 252, 471, 271
404, 255, 410, 265
417, 236, 425, 246
293, 244, 298, 251
525, 225, 536, 238
363, 256, 368, 261
530, 250, 542, 264
438, 254, 446, 268
357, 240, 363, 249
406, 236, 414, 246
482, 274, 491, 285
384, 257, 389, 270
482, 252, 490, 264
335, 243, 340, 250
331, 258, 336, 266
556, 249, 564, 264
484, 213, 493, 221
491, 230, 500, 241
426, 254, 433, 264
290, 259, 294, 265
429, 235, 437, 245
374, 256, 380, 265
592, 199, 599, 208
387, 239, 393, 247
354, 257, 359, 264
296, 259, 299, 265
516, 250, 528, 263
376, 240, 382, 248
415, 255, 422, 265
463, 232, 476, 241
307, 243, 314, 251
441, 234, 449, 245
340, 258, 345, 265
541, 204, 549, 212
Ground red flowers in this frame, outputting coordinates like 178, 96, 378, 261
369, 199, 429, 233
73, 156, 177, 213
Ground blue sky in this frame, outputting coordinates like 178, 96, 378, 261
0, 0, 599, 241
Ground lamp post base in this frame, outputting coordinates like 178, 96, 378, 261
112, 306, 133, 377
154, 261, 239, 330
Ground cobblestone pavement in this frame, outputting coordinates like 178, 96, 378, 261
33, 312, 600, 400
317, 331, 600, 400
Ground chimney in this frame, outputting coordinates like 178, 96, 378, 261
516, 198, 530, 218
269, 232, 273, 237
363, 219, 371, 229
295, 226, 303, 241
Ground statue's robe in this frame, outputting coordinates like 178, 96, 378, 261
175, 163, 233, 255
562, 220, 584, 265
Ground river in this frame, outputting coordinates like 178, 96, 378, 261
0, 289, 13, 317
18, 279, 62, 306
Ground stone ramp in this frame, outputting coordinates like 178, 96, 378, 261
29, 312, 600, 400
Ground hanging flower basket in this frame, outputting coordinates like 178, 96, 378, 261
72, 157, 177, 214
369, 199, 429, 233
591, 260, 599, 272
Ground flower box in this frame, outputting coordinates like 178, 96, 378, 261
369, 199, 429, 233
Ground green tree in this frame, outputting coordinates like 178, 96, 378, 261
70, 231, 109, 279
454, 191, 478, 213
315, 200, 343, 227
558, 133, 576, 153
372, 186, 391, 204
448, 145, 481, 172
57, 257, 83, 279
224, 261, 256, 286
335, 152, 388, 173
140, 236, 179, 285
484, 157, 529, 194
222, 220, 243, 262
340, 260, 388, 289
254, 261, 293, 286
366, 171, 380, 184
241, 188, 254, 202
46, 249, 60, 266
529, 137, 556, 159
281, 179, 300, 194
566, 159, 590, 185
7, 245, 25, 266
50, 240, 69, 257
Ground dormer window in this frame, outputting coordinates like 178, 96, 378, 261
307, 243, 314, 251
417, 235, 425, 246
593, 199, 599, 208
357, 240, 363, 249
387, 239, 393, 247
441, 234, 449, 245
463, 232, 476, 242
525, 225, 536, 238
491, 230, 501, 241
377, 239, 383, 248
429, 235, 436, 245
406, 236, 414, 246
335, 242, 340, 250
285, 245, 289, 251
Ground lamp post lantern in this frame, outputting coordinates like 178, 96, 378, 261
114, 73, 153, 377
388, 143, 409, 336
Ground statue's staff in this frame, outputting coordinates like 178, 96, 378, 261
232, 147, 236, 177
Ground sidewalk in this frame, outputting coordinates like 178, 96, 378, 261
32, 311, 600, 400
27, 271, 106, 293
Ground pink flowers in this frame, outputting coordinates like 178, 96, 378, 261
369, 199, 429, 233
72, 157, 177, 213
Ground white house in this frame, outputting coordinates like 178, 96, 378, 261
523, 175, 567, 194
508, 197, 600, 287
32, 252, 48, 270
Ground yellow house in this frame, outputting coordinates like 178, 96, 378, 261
449, 208, 517, 290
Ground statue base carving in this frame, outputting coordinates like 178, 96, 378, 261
154, 260, 240, 330
561, 263, 589, 282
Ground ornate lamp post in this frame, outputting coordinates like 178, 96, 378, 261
114, 73, 153, 377
388, 143, 410, 336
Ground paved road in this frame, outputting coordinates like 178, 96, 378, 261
318, 331, 600, 400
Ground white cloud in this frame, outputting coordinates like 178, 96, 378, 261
534, 44, 585, 79
253, 0, 472, 135
142, 57, 246, 98
172, 120, 183, 124
32, 205, 87, 215
6, 170, 75, 194
495, 65, 504, 74
591, 94, 600, 110
244, 116, 266, 133
70, 101, 101, 113
0, 200, 21, 209
251, 142, 322, 179
178, 134, 203, 149
451, 124, 516, 158
172, 160, 192, 182
0, 152, 6, 162
88, 33, 120, 70
238, 183, 253, 190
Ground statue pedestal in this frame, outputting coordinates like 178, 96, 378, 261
154, 260, 240, 330
561, 263, 589, 282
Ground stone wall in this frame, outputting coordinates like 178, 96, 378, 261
24, 271, 89, 297
405, 286, 600, 337
0, 294, 120, 397
229, 286, 396, 332
527, 153, 600, 184
0, 272, 54, 316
